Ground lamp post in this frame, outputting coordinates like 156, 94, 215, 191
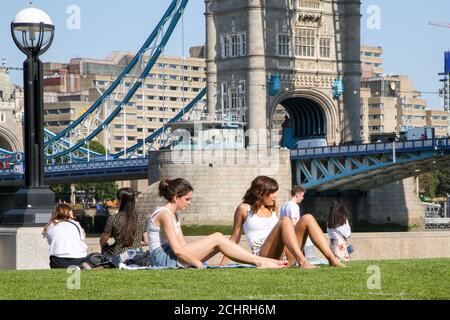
3, 5, 55, 225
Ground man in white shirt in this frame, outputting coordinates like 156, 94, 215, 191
280, 185, 305, 223
280, 186, 317, 262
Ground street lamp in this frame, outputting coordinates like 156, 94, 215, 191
3, 5, 55, 225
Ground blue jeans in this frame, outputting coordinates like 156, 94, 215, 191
149, 243, 180, 268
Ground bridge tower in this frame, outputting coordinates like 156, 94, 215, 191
0, 67, 23, 153
205, 0, 361, 147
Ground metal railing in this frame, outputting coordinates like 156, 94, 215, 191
291, 138, 450, 159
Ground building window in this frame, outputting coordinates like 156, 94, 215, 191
239, 95, 246, 109
0, 112, 5, 123
319, 38, 331, 58
221, 32, 247, 58
369, 103, 384, 109
238, 80, 246, 94
230, 88, 238, 110
369, 126, 384, 132
222, 82, 228, 111
278, 34, 291, 56
221, 35, 230, 58
231, 35, 239, 57
240, 33, 247, 55
295, 28, 315, 57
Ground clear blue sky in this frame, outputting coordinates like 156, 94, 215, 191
0, 0, 449, 108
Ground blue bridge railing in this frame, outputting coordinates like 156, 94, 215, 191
290, 138, 450, 160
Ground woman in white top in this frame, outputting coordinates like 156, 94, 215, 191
221, 176, 346, 269
327, 198, 352, 262
147, 178, 287, 269
43, 204, 90, 269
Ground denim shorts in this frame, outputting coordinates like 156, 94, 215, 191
149, 243, 181, 268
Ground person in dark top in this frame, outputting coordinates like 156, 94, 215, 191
100, 188, 148, 257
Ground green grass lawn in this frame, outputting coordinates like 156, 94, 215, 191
0, 259, 449, 300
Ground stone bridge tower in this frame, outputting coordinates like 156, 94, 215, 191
205, 0, 361, 147
0, 67, 23, 153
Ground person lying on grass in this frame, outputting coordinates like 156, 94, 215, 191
147, 178, 288, 269
220, 176, 346, 269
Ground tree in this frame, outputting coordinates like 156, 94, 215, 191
436, 167, 450, 197
50, 140, 118, 204
50, 183, 72, 202
419, 172, 439, 198
419, 168, 450, 199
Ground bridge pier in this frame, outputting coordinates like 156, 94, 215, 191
302, 177, 425, 230
137, 148, 292, 225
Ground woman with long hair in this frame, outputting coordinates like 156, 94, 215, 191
147, 178, 287, 269
43, 204, 90, 269
100, 188, 148, 257
221, 176, 346, 268
327, 198, 352, 262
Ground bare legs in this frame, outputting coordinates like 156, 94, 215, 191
293, 214, 345, 267
183, 232, 287, 269
259, 215, 345, 268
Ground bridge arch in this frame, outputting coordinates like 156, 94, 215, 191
269, 89, 339, 146
0, 127, 21, 152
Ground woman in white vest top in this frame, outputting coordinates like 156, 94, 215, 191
147, 178, 288, 269
221, 176, 346, 269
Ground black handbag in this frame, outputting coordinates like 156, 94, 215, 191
86, 253, 115, 268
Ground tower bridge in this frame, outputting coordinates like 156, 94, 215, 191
1, 0, 447, 228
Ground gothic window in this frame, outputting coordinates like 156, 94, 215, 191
230, 88, 238, 110
240, 33, 247, 55
278, 34, 291, 56
295, 28, 315, 57
220, 32, 247, 59
231, 35, 239, 57
221, 82, 228, 111
319, 38, 331, 58
221, 35, 230, 58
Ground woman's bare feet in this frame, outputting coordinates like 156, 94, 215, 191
256, 258, 288, 269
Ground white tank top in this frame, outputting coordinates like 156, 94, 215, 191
242, 204, 279, 248
147, 207, 181, 251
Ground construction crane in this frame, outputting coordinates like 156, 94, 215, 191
429, 21, 450, 29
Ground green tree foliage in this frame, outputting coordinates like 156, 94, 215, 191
419, 173, 440, 198
84, 140, 106, 155
50, 140, 118, 203
436, 168, 450, 196
50, 183, 72, 201
76, 181, 118, 203
420, 168, 450, 198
